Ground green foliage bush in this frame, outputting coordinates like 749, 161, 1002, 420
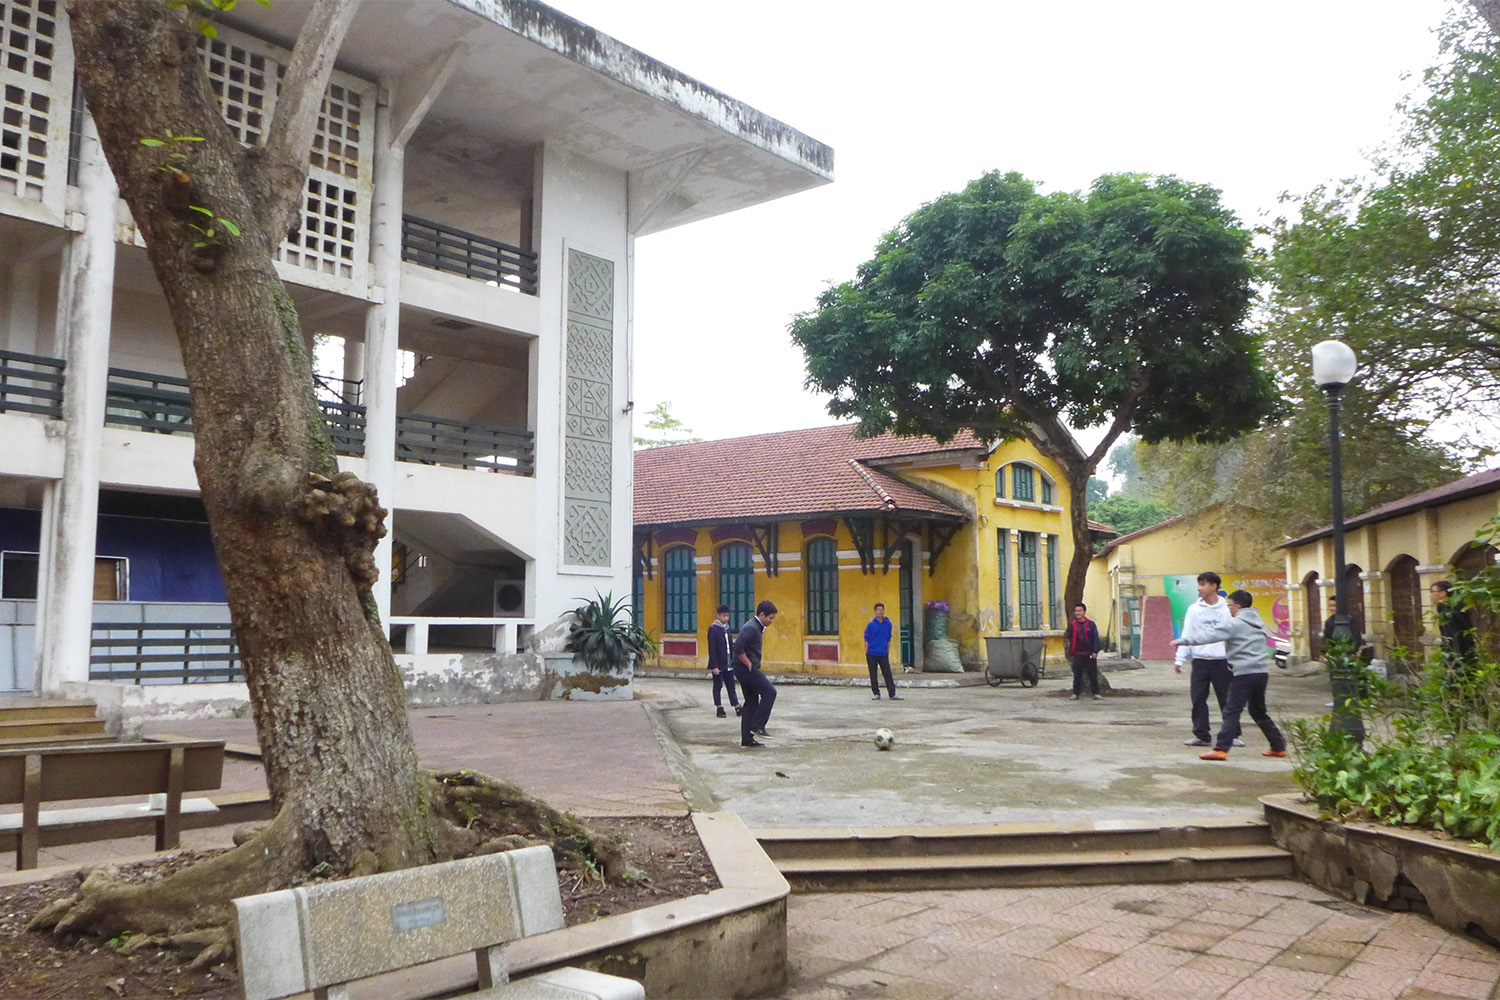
1287, 515, 1500, 850
565, 591, 652, 672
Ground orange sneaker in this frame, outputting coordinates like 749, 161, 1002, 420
1262, 749, 1288, 757
1199, 749, 1228, 761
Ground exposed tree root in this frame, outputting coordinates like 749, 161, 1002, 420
27, 770, 621, 968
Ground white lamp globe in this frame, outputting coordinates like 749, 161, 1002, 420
1311, 340, 1358, 389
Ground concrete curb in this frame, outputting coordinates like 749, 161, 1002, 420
636, 668, 987, 688
642, 703, 721, 814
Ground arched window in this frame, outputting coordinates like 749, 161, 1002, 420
663, 546, 697, 634
1303, 572, 1323, 661
806, 537, 840, 635
1387, 555, 1421, 667
1011, 464, 1036, 503
1344, 564, 1366, 636
718, 542, 755, 630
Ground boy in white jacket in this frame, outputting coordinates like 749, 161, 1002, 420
1172, 590, 1288, 761
1175, 572, 1238, 747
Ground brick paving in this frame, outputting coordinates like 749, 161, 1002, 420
780, 880, 1500, 1000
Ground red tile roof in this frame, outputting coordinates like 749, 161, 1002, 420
634, 425, 983, 526
1280, 466, 1500, 549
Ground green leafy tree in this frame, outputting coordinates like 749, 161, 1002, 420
1263, 8, 1500, 458
1085, 476, 1110, 506
633, 401, 701, 448
790, 171, 1278, 607
1088, 495, 1176, 539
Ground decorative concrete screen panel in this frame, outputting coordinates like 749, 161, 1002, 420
198, 26, 373, 284
563, 250, 615, 568
0, 0, 73, 213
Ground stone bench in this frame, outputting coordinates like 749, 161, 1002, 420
0, 739, 225, 869
234, 844, 646, 1000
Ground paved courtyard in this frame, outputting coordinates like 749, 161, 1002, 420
782, 879, 1500, 1000
643, 660, 1333, 828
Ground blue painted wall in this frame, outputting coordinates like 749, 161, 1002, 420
0, 507, 226, 602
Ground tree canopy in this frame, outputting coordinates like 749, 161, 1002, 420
1263, 8, 1500, 461
790, 170, 1278, 606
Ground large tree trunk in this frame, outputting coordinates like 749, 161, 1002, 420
65, 1, 429, 873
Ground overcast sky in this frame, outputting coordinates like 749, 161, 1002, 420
548, 0, 1456, 448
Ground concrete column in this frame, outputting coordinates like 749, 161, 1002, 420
37, 116, 117, 694
363, 99, 403, 624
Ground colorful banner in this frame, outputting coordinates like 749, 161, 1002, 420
1163, 573, 1289, 647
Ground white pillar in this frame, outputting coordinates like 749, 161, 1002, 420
37, 116, 117, 694
363, 98, 403, 624
341, 336, 365, 404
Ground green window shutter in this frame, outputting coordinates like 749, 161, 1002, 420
806, 537, 840, 635
718, 542, 756, 629
996, 529, 1010, 631
1018, 531, 1040, 629
1013, 465, 1035, 503
1047, 534, 1061, 628
1041, 477, 1053, 505
664, 547, 697, 634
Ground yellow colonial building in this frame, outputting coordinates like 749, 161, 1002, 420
1278, 467, 1499, 667
1083, 502, 1286, 659
633, 426, 1109, 674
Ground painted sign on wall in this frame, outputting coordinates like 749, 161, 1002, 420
1164, 573, 1290, 647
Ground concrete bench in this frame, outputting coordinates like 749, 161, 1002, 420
234, 845, 645, 1000
0, 739, 225, 869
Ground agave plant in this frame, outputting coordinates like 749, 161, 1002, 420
565, 591, 653, 672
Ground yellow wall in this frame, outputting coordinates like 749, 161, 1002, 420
1085, 503, 1282, 653
1281, 491, 1500, 661
639, 439, 1078, 673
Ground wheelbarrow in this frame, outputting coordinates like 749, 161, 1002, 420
983, 636, 1044, 687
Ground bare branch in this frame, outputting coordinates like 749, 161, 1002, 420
255, 0, 360, 233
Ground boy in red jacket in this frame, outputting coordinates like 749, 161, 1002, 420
1066, 603, 1102, 700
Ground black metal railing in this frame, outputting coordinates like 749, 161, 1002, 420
396, 412, 535, 475
0, 349, 65, 418
401, 215, 539, 295
88, 621, 243, 684
104, 367, 195, 434
7, 350, 534, 476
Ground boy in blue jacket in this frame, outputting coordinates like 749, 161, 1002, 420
864, 603, 901, 700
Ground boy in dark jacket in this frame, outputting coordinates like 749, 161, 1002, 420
1066, 603, 1102, 700
706, 605, 740, 718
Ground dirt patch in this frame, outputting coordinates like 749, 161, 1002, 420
0, 815, 715, 999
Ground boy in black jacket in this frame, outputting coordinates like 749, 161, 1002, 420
1066, 603, 1102, 700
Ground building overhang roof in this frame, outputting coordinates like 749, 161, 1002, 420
226, 0, 833, 234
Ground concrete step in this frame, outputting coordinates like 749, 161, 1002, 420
757, 817, 1275, 862
0, 700, 99, 724
774, 844, 1295, 892
0, 718, 109, 742
756, 819, 1294, 892
0, 733, 116, 749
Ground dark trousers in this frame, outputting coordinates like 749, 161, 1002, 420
1215, 672, 1285, 752
867, 653, 896, 697
1191, 658, 1235, 743
1071, 655, 1100, 696
710, 669, 739, 708
737, 667, 777, 743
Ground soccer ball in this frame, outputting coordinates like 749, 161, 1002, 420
873, 728, 895, 751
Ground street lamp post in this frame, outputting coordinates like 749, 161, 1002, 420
1311, 339, 1365, 742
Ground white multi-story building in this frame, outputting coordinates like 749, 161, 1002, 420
0, 0, 831, 703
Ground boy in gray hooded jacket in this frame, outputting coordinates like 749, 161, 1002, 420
1171, 590, 1287, 761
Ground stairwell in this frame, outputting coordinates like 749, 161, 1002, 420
756, 817, 1293, 892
